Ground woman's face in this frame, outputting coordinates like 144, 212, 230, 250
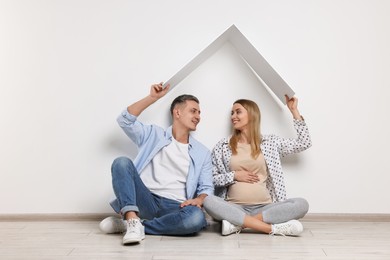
231, 103, 249, 131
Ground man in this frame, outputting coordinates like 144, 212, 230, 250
99, 82, 214, 245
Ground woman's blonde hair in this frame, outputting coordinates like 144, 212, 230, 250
229, 99, 262, 159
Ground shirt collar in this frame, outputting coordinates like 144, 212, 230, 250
166, 126, 193, 149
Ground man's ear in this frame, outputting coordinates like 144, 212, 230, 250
173, 108, 180, 118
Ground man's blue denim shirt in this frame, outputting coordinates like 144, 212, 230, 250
110, 109, 214, 213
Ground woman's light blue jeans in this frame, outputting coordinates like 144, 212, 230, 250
109, 156, 207, 235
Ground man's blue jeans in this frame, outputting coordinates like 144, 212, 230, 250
109, 156, 207, 235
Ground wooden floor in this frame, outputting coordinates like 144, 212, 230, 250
1, 219, 390, 260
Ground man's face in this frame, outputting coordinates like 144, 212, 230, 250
173, 100, 201, 131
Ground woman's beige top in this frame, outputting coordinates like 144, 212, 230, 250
226, 143, 272, 204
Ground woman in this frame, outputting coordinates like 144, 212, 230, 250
203, 95, 312, 236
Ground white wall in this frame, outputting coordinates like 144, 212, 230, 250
1, 0, 390, 214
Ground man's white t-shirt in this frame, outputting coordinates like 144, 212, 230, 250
140, 138, 190, 202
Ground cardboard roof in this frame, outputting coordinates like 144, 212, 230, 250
163, 24, 294, 104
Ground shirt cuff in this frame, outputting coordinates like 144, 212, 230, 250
293, 116, 305, 124
119, 109, 137, 124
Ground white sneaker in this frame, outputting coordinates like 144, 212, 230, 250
222, 220, 242, 236
123, 218, 145, 244
270, 220, 303, 236
99, 216, 127, 234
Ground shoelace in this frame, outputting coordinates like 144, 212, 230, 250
127, 219, 140, 233
270, 223, 292, 236
230, 225, 242, 235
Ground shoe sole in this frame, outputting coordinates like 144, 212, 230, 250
123, 235, 145, 244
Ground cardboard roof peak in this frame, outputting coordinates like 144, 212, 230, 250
163, 24, 294, 104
